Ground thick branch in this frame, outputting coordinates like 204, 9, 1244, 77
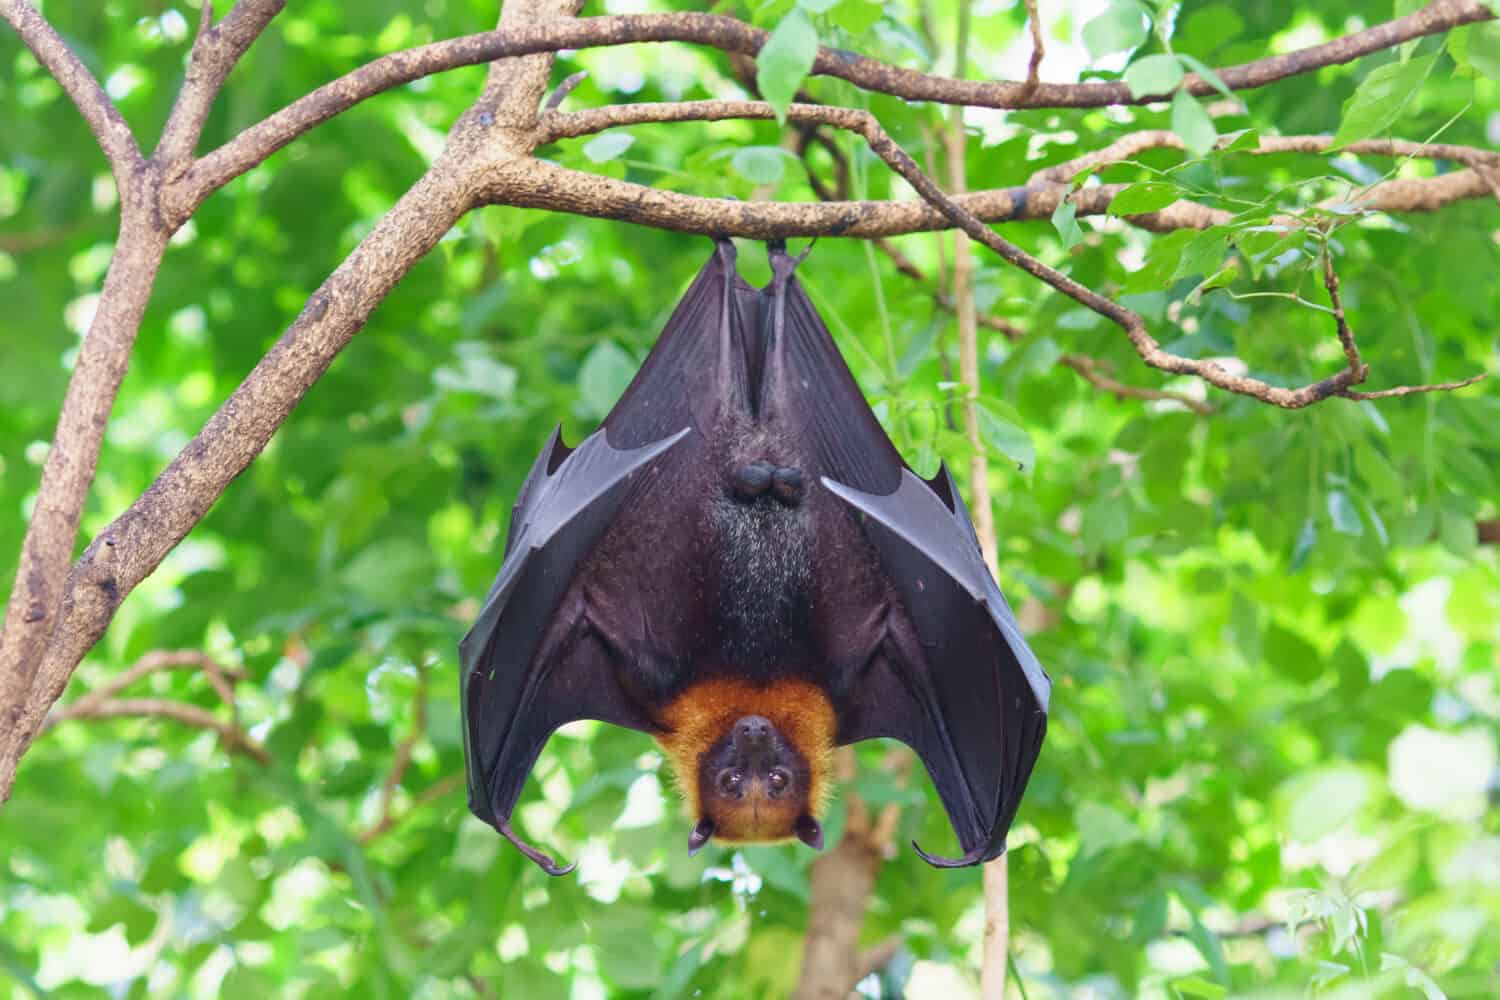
0, 159, 479, 801
0, 210, 170, 752
793, 750, 904, 1000
0, 0, 142, 176
179, 0, 1493, 202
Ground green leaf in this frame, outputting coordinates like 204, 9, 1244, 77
1125, 53, 1185, 98
1449, 22, 1500, 80
1075, 801, 1142, 856
1355, 444, 1403, 500
1083, 1, 1149, 60
730, 146, 789, 184
577, 341, 637, 419
1051, 197, 1083, 250
1278, 765, 1374, 841
1332, 53, 1437, 148
1326, 490, 1364, 535
830, 0, 884, 35
1171, 90, 1217, 157
1290, 516, 1317, 570
1178, 53, 1234, 100
976, 401, 1036, 472
1108, 182, 1180, 215
1265, 624, 1321, 682
757, 7, 819, 125
1173, 976, 1227, 999
582, 133, 634, 164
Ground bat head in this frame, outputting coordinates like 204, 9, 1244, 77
687, 715, 822, 852
657, 678, 835, 856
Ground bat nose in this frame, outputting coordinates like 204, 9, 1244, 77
734, 715, 773, 747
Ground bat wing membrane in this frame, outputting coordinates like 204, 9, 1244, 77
823, 469, 1050, 864
459, 427, 688, 829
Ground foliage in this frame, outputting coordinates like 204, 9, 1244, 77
2, 0, 1498, 998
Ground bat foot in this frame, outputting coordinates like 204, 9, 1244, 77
499, 819, 576, 876
729, 463, 805, 506
910, 839, 994, 869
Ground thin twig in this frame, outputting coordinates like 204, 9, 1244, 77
59, 650, 245, 720
47, 697, 270, 765
543, 70, 588, 111
869, 233, 1213, 413
155, 0, 288, 167
1322, 251, 1364, 376
359, 773, 463, 844
1336, 373, 1488, 400
1021, 0, 1045, 93
1028, 130, 1500, 186
361, 665, 430, 843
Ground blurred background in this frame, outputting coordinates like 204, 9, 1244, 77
1, 0, 1497, 996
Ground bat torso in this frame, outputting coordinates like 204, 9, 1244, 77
575, 407, 873, 726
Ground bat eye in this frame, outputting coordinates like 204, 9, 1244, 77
766, 769, 790, 795
717, 770, 744, 797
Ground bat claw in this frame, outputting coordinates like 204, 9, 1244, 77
499, 820, 576, 876
910, 839, 992, 869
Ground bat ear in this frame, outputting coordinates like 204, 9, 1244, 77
688, 817, 716, 856
794, 814, 824, 851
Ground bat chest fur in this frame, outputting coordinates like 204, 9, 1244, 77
708, 485, 815, 669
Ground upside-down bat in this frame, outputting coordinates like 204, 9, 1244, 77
459, 240, 1050, 874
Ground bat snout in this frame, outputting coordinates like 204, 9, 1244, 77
733, 715, 774, 748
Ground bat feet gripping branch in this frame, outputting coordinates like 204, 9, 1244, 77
729, 463, 805, 506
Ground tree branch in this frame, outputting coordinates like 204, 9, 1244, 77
1029, 131, 1500, 186
175, 0, 1494, 204
0, 0, 585, 807
0, 0, 142, 176
58, 650, 245, 721
155, 0, 288, 167
46, 697, 271, 766
793, 749, 906, 1000
529, 99, 1490, 408
0, 162, 477, 801
0, 210, 171, 759
360, 665, 429, 844
1021, 0, 1044, 93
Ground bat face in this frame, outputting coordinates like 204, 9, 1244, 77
688, 714, 822, 851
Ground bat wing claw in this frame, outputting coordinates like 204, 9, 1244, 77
500, 819, 576, 876
911, 839, 993, 869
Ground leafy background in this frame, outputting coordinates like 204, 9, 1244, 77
2, 0, 1498, 997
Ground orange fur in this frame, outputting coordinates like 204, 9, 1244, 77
656, 677, 835, 840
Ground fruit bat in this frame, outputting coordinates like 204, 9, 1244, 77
459, 240, 1050, 874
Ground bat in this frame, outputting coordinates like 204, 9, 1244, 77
460, 239, 1050, 874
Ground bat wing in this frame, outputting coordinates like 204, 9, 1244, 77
461, 240, 757, 872
758, 245, 1049, 866
823, 469, 1050, 866
603, 238, 762, 449
459, 426, 687, 862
